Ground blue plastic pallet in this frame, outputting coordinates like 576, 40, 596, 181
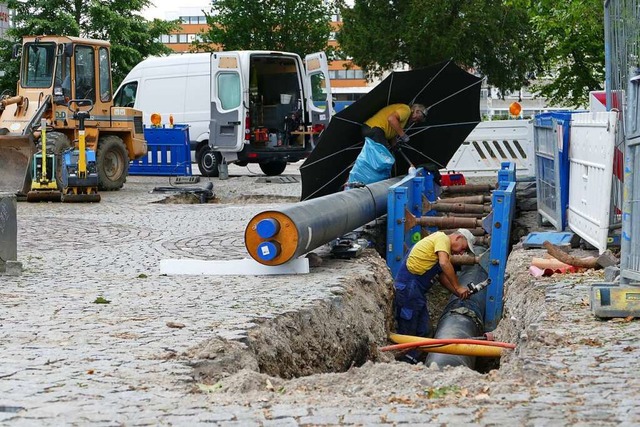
523, 231, 575, 249
129, 124, 192, 176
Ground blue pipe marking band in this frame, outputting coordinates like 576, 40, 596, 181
257, 241, 279, 261
256, 218, 280, 239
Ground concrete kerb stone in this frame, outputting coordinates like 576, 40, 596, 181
3, 260, 23, 276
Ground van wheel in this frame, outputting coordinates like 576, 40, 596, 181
259, 161, 287, 176
197, 145, 220, 177
97, 135, 128, 191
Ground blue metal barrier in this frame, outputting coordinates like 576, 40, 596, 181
385, 161, 517, 331
129, 125, 192, 176
386, 169, 435, 277
484, 162, 517, 330
498, 161, 516, 184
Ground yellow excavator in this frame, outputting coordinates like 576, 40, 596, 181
0, 35, 147, 200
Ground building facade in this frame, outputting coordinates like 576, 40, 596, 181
154, 6, 558, 118
156, 7, 372, 105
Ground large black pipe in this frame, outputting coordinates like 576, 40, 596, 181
425, 263, 488, 368
245, 177, 401, 265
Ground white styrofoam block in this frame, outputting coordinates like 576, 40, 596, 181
159, 257, 310, 275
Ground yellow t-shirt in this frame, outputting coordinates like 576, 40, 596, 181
405, 232, 451, 275
364, 104, 411, 140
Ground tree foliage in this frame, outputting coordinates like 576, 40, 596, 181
525, 0, 604, 107
0, 0, 179, 93
337, 0, 544, 95
338, 0, 606, 108
197, 0, 333, 58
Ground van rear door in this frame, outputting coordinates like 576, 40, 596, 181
304, 52, 333, 129
211, 52, 244, 152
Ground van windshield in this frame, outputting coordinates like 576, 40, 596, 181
114, 82, 138, 107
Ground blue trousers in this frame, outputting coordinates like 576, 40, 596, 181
393, 256, 443, 338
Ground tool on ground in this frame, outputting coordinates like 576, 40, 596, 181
60, 99, 100, 203
26, 119, 62, 202
151, 181, 214, 203
330, 232, 368, 259
467, 279, 490, 295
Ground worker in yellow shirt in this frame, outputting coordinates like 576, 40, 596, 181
394, 229, 476, 364
361, 103, 428, 150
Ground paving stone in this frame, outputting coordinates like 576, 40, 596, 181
270, 405, 309, 419
3, 172, 640, 425
263, 417, 298, 426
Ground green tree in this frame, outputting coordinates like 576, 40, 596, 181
0, 0, 179, 93
525, 0, 605, 107
337, 0, 544, 95
197, 0, 332, 58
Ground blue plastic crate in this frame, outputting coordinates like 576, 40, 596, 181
129, 124, 192, 176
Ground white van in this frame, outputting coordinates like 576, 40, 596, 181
114, 51, 332, 176
113, 53, 210, 164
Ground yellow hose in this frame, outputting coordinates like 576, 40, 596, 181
389, 333, 504, 357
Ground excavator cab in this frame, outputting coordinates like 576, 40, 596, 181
0, 35, 147, 197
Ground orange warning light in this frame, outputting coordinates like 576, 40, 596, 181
509, 102, 522, 116
150, 113, 162, 127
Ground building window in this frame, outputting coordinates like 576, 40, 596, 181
160, 35, 170, 43
178, 34, 188, 43
169, 34, 178, 43
329, 69, 365, 80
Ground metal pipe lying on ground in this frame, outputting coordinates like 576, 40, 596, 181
438, 195, 492, 204
422, 198, 492, 214
441, 183, 496, 194
406, 215, 483, 230
440, 227, 486, 236
245, 177, 401, 266
443, 212, 486, 218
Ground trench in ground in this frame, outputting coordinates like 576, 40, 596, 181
181, 184, 542, 388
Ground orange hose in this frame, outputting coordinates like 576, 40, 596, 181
380, 338, 516, 352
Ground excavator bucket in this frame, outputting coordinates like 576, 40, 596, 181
0, 136, 36, 196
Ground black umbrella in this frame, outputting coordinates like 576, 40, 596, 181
300, 60, 483, 200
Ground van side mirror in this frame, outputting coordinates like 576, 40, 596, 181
12, 44, 21, 59
64, 43, 73, 58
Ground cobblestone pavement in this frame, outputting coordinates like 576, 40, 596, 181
1, 164, 640, 426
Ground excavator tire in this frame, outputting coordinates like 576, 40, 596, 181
97, 135, 128, 191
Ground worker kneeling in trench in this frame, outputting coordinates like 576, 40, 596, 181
393, 228, 476, 364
